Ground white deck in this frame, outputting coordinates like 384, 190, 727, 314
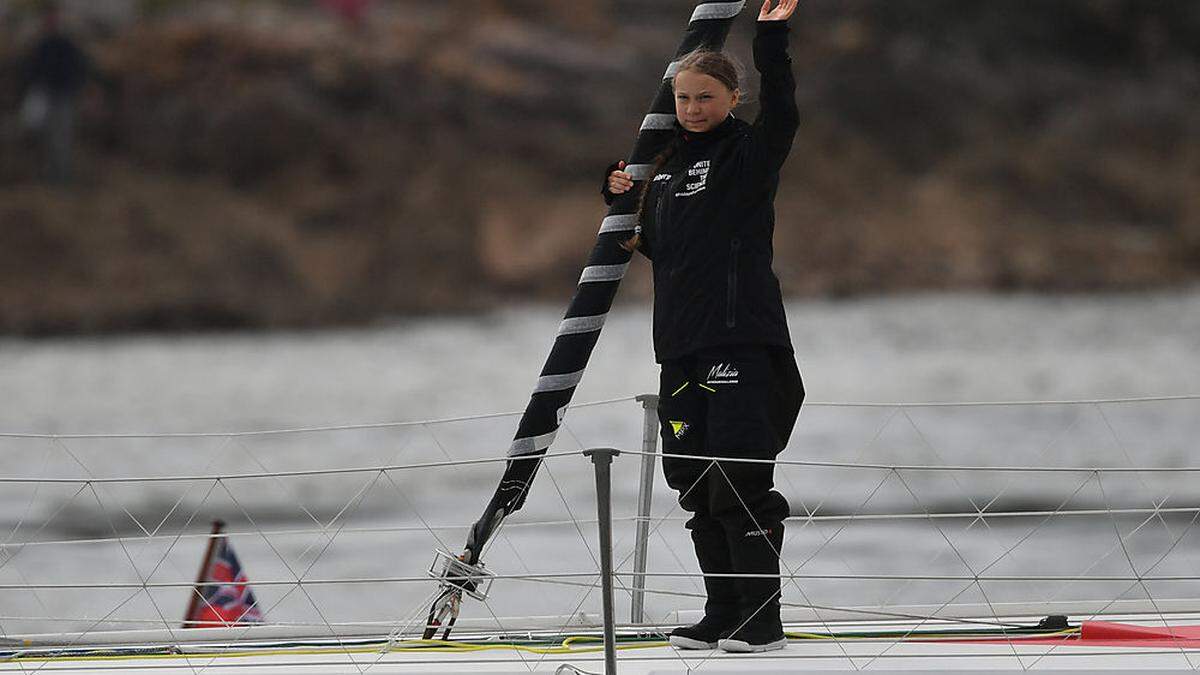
8, 615, 1200, 673
10, 649, 1200, 673
5, 639, 1200, 672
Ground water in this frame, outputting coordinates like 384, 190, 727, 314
1, 290, 1198, 637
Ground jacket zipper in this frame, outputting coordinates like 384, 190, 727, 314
726, 238, 740, 328
655, 186, 667, 239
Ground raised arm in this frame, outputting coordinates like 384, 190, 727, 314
746, 0, 800, 179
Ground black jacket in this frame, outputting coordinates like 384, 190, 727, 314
605, 21, 799, 363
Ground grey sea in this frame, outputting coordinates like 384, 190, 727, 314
1, 290, 1199, 637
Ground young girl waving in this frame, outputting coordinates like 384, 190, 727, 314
604, 0, 803, 654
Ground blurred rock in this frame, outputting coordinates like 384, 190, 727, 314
0, 0, 1198, 333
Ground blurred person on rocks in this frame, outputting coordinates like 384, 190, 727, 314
602, 0, 802, 655
19, 1, 89, 184
319, 0, 372, 30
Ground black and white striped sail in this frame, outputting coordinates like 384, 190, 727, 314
462, 1, 748, 566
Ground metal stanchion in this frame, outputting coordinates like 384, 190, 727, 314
630, 394, 659, 624
584, 447, 621, 674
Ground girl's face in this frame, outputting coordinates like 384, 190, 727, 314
673, 69, 740, 133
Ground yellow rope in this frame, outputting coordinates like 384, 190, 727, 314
4, 629, 1080, 664
4, 637, 672, 664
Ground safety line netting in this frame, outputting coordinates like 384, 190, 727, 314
1, 395, 1198, 666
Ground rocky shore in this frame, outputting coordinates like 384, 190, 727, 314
1, 0, 1197, 334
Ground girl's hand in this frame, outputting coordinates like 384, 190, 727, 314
758, 0, 798, 22
608, 161, 634, 195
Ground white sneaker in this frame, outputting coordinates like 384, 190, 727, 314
669, 634, 718, 650
717, 636, 788, 653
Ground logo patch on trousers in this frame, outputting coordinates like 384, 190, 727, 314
669, 420, 690, 440
744, 528, 774, 538
707, 363, 739, 385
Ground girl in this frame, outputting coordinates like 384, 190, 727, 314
603, 0, 803, 654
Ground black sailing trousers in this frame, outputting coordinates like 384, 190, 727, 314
657, 344, 803, 534
658, 344, 803, 631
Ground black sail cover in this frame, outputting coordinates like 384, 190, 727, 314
461, 1, 749, 568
